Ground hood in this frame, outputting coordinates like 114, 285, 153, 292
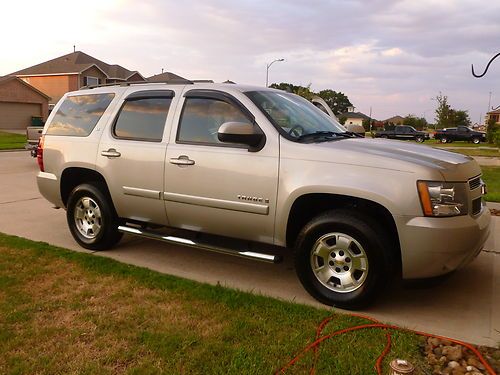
286, 137, 481, 181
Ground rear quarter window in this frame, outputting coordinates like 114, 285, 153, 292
46, 93, 115, 136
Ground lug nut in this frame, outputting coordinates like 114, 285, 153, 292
329, 261, 334, 266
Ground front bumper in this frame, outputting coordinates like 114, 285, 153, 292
396, 205, 491, 279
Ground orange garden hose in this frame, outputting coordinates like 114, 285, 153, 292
276, 313, 496, 375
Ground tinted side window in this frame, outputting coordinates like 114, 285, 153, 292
177, 98, 249, 145
114, 98, 172, 142
46, 94, 114, 136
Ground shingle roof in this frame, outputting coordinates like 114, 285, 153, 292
338, 111, 370, 120
487, 108, 500, 115
10, 51, 144, 81
147, 72, 191, 83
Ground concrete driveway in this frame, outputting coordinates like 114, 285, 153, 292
0, 150, 498, 347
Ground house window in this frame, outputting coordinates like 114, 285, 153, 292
84, 76, 99, 87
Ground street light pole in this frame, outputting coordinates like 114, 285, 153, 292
266, 58, 284, 87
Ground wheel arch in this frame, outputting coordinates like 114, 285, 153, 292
285, 193, 401, 274
60, 167, 113, 208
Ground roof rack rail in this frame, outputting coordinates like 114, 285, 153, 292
80, 79, 194, 90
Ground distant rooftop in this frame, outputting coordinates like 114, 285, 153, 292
11, 51, 145, 81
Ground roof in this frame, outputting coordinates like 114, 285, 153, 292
383, 115, 405, 123
10, 51, 145, 81
487, 108, 500, 115
0, 75, 50, 99
147, 72, 191, 83
338, 111, 370, 120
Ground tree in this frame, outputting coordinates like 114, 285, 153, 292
452, 110, 471, 127
403, 114, 428, 130
486, 116, 500, 144
434, 93, 470, 129
434, 93, 452, 129
316, 89, 353, 115
270, 83, 353, 114
269, 82, 314, 100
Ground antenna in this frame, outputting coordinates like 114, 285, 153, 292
73, 45, 76, 53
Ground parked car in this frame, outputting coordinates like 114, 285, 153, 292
36, 82, 490, 309
434, 126, 487, 144
374, 125, 429, 142
25, 126, 44, 157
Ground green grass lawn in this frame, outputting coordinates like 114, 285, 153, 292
0, 233, 428, 374
482, 166, 500, 203
0, 131, 26, 150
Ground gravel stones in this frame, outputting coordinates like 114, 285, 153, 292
422, 337, 499, 375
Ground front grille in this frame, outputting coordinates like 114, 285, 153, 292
469, 176, 481, 190
472, 198, 482, 215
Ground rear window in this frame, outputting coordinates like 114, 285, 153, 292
46, 93, 115, 136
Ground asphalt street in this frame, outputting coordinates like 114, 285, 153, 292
0, 150, 498, 347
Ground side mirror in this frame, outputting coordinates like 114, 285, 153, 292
218, 122, 264, 149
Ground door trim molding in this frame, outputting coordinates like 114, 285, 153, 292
163, 192, 269, 215
123, 186, 161, 200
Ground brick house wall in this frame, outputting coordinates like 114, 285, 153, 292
0, 78, 49, 120
20, 75, 78, 105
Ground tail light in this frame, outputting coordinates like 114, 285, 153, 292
37, 135, 44, 172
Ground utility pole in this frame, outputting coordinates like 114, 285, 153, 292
368, 106, 373, 133
488, 91, 492, 111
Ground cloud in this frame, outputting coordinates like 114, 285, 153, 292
1, 0, 500, 122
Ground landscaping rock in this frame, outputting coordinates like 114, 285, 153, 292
442, 345, 463, 361
422, 337, 498, 375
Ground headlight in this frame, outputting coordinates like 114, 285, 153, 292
417, 181, 468, 217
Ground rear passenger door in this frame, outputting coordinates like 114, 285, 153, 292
96, 89, 178, 225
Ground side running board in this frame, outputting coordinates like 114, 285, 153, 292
118, 225, 282, 264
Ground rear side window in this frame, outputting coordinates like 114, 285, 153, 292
113, 98, 172, 142
46, 94, 114, 136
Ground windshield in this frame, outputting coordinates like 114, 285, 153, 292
245, 91, 348, 141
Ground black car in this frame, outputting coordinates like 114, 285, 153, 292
374, 125, 429, 143
434, 126, 486, 144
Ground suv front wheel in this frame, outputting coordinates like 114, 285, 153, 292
294, 210, 393, 309
66, 183, 122, 250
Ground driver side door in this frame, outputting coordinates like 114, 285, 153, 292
164, 90, 279, 244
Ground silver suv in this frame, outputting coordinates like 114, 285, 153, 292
36, 82, 491, 309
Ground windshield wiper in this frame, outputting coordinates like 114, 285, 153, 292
296, 131, 353, 142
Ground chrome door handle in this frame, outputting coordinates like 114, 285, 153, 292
101, 148, 121, 158
169, 155, 195, 166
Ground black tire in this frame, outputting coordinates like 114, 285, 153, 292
294, 210, 394, 309
66, 183, 122, 250
472, 137, 480, 144
440, 137, 448, 143
415, 136, 424, 143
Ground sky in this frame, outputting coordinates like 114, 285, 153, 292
1, 0, 500, 123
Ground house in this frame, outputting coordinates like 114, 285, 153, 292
0, 76, 50, 130
10, 51, 146, 106
338, 107, 370, 126
486, 109, 500, 126
147, 71, 191, 84
383, 115, 405, 125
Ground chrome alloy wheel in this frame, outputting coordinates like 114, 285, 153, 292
310, 232, 369, 293
74, 197, 102, 239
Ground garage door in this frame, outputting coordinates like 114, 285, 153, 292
0, 102, 42, 130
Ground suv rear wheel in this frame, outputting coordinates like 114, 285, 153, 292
66, 183, 122, 250
294, 210, 393, 309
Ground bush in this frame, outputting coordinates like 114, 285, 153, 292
493, 130, 500, 147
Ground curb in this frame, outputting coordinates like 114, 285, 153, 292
0, 149, 29, 153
